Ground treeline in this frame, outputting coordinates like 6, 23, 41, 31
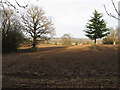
38, 28, 119, 46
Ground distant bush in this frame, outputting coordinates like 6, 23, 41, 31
102, 28, 119, 45
102, 37, 114, 44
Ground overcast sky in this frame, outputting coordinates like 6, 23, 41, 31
9, 0, 119, 38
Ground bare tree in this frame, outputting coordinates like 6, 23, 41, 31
0, 0, 30, 37
61, 34, 72, 46
21, 5, 54, 48
104, 0, 120, 20
0, 9, 24, 53
104, 0, 120, 45
110, 28, 119, 45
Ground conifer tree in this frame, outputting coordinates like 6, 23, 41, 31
84, 10, 109, 50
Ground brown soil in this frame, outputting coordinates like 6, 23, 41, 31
2, 45, 119, 88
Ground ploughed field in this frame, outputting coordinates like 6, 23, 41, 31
3, 45, 119, 88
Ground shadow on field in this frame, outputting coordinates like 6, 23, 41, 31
17, 46, 67, 53
88, 45, 118, 51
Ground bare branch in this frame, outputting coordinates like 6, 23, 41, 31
104, 5, 111, 16
111, 0, 119, 15
104, 0, 120, 20
6, 0, 17, 10
0, 0, 30, 13
15, 0, 30, 8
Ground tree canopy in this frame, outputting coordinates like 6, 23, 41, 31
21, 5, 55, 48
84, 10, 109, 44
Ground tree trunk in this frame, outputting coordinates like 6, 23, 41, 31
94, 39, 97, 51
32, 37, 37, 48
113, 41, 116, 45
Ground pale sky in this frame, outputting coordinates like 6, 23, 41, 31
8, 0, 119, 38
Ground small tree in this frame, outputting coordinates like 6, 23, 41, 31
21, 5, 54, 48
109, 28, 118, 45
84, 10, 109, 51
61, 34, 72, 46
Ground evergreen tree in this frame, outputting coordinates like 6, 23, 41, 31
84, 10, 109, 50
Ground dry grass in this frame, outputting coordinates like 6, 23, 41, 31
2, 44, 119, 88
